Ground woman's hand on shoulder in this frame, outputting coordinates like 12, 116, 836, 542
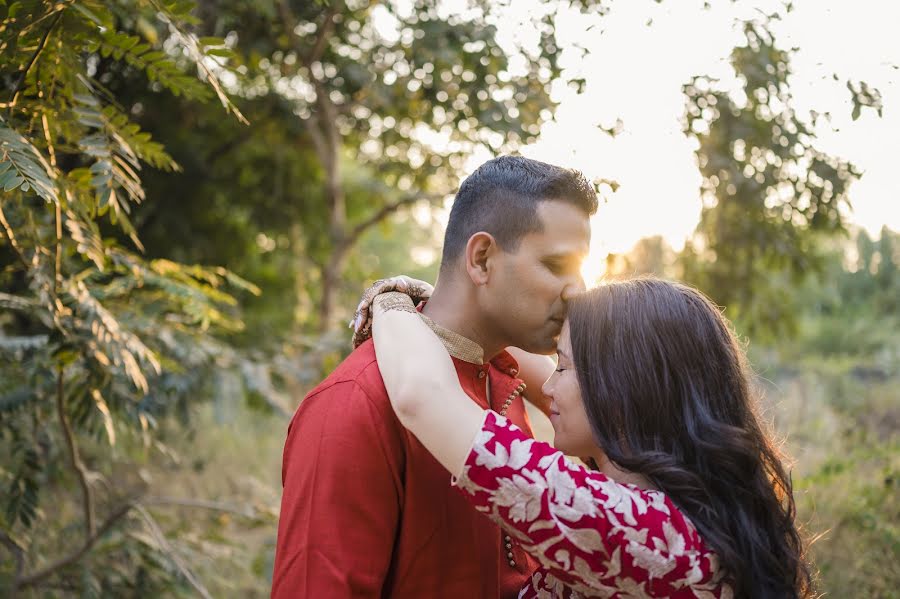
350, 275, 434, 348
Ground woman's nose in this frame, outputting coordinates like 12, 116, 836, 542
541, 377, 554, 399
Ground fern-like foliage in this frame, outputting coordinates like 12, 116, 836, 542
4, 440, 41, 529
0, 119, 59, 204
85, 30, 214, 102
0, 0, 257, 594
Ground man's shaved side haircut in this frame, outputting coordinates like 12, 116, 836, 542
440, 155, 598, 274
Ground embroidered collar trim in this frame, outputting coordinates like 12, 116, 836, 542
417, 312, 485, 365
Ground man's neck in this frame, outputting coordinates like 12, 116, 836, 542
421, 282, 506, 360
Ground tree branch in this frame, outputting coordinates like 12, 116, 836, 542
344, 192, 445, 249
308, 4, 339, 68
55, 367, 96, 538
279, 0, 340, 71
16, 500, 136, 589
7, 8, 64, 116
142, 496, 258, 519
305, 112, 331, 177
0, 204, 32, 272
0, 530, 25, 596
316, 91, 346, 238
134, 505, 213, 599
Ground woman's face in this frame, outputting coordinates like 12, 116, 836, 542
542, 321, 599, 459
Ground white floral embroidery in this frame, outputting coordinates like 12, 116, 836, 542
452, 465, 480, 495
553, 549, 571, 570
605, 546, 623, 578
494, 473, 546, 523
663, 520, 686, 556
652, 536, 667, 553
557, 519, 607, 553
545, 458, 578, 507
509, 437, 535, 469
456, 412, 729, 598
616, 576, 652, 599
625, 542, 677, 579
474, 435, 509, 469
645, 490, 672, 516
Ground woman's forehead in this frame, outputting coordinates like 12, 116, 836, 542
557, 322, 573, 356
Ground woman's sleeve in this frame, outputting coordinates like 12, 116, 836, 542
454, 411, 725, 596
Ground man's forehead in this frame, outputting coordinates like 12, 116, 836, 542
530, 200, 591, 254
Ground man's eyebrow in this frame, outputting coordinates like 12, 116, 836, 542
543, 253, 584, 266
544, 251, 584, 260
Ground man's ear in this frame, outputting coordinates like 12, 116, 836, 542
464, 232, 497, 286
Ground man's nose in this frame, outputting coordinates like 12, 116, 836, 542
561, 275, 586, 302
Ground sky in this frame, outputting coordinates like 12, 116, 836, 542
445, 0, 900, 281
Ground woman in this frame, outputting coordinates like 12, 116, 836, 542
363, 278, 810, 598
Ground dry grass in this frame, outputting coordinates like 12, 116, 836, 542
142, 351, 898, 597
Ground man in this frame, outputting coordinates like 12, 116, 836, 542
272, 156, 597, 598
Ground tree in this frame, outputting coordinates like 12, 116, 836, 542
184, 0, 604, 331
0, 1, 258, 594
681, 19, 866, 336
604, 235, 676, 280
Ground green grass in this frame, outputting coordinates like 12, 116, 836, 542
751, 345, 899, 598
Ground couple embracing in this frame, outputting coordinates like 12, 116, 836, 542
272, 157, 809, 598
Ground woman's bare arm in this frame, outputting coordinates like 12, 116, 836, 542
505, 347, 555, 417
372, 292, 485, 477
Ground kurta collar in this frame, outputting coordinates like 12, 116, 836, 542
417, 311, 485, 365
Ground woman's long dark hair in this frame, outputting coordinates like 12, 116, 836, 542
567, 278, 811, 598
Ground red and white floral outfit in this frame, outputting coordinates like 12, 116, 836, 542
455, 411, 734, 598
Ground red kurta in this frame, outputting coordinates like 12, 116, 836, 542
272, 333, 539, 598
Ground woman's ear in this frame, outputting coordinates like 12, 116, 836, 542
464, 232, 496, 286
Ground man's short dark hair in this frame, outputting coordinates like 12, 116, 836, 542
440, 155, 598, 272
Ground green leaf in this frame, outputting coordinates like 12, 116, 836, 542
0, 387, 33, 417
74, 93, 100, 107
78, 114, 105, 128
0, 120, 59, 203
141, 51, 167, 63
206, 48, 234, 58
71, 2, 107, 27
3, 174, 24, 191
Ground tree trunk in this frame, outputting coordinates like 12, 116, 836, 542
318, 244, 348, 333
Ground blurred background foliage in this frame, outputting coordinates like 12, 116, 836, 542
0, 0, 896, 596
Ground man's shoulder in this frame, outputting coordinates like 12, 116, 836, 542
301, 339, 388, 407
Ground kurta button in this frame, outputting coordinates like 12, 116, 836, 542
510, 369, 518, 376
508, 559, 516, 567
478, 371, 486, 379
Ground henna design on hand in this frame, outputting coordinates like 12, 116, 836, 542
373, 292, 417, 313
350, 276, 433, 348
